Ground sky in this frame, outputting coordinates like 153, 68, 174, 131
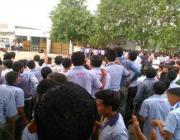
0, 0, 100, 29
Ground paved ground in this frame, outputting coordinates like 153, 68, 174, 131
0, 51, 68, 61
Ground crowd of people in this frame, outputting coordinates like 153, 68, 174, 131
0, 48, 180, 140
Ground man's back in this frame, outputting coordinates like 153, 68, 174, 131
0, 85, 17, 125
66, 66, 101, 94
91, 67, 111, 97
139, 95, 170, 140
106, 62, 129, 91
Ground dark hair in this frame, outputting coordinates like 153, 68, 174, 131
153, 81, 167, 95
47, 72, 67, 83
71, 51, 85, 66
62, 58, 72, 68
35, 82, 97, 140
167, 88, 180, 97
9, 52, 16, 59
34, 55, 40, 62
146, 67, 157, 78
37, 79, 58, 97
105, 49, 116, 61
12, 61, 24, 72
90, 55, 102, 67
19, 59, 27, 68
160, 78, 171, 90
115, 47, 124, 57
41, 67, 52, 79
39, 59, 44, 66
167, 70, 177, 82
27, 60, 35, 69
3, 60, 13, 68
54, 55, 63, 65
3, 53, 12, 60
5, 71, 18, 86
95, 89, 120, 111
128, 51, 138, 61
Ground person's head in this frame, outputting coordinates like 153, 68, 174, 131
162, 65, 170, 73
36, 79, 58, 100
167, 88, 180, 106
19, 59, 27, 69
47, 72, 67, 84
5, 71, 18, 86
90, 55, 102, 68
12, 61, 24, 73
71, 51, 85, 66
35, 82, 97, 140
105, 48, 116, 62
128, 51, 138, 61
114, 47, 124, 57
3, 53, 12, 60
3, 60, 13, 69
95, 90, 120, 117
39, 59, 44, 66
41, 67, 52, 79
27, 60, 35, 69
167, 70, 177, 82
54, 55, 63, 65
160, 78, 171, 90
153, 81, 167, 95
146, 67, 157, 78
62, 58, 72, 69
9, 52, 16, 60
34, 55, 40, 62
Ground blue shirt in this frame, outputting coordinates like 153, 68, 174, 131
5, 85, 24, 108
139, 95, 170, 140
0, 85, 17, 125
106, 62, 129, 91
66, 66, 102, 95
100, 113, 128, 140
134, 78, 157, 105
164, 101, 180, 140
90, 67, 111, 97
30, 68, 42, 82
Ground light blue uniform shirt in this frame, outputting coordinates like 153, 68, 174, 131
164, 101, 180, 140
0, 85, 17, 126
90, 67, 111, 97
66, 66, 102, 95
5, 85, 24, 108
100, 113, 128, 140
106, 62, 129, 91
139, 95, 170, 140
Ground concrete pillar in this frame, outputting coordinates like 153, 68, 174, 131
46, 38, 51, 54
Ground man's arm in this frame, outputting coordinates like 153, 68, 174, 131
17, 107, 28, 125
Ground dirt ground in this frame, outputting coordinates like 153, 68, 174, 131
0, 51, 67, 61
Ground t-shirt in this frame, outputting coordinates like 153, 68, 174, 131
22, 127, 38, 140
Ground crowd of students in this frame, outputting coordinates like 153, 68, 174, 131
0, 48, 180, 140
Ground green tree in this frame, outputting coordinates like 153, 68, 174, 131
50, 0, 92, 46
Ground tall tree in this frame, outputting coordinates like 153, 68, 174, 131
50, 0, 92, 46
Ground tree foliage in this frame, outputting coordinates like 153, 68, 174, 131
50, 0, 92, 45
50, 0, 180, 50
